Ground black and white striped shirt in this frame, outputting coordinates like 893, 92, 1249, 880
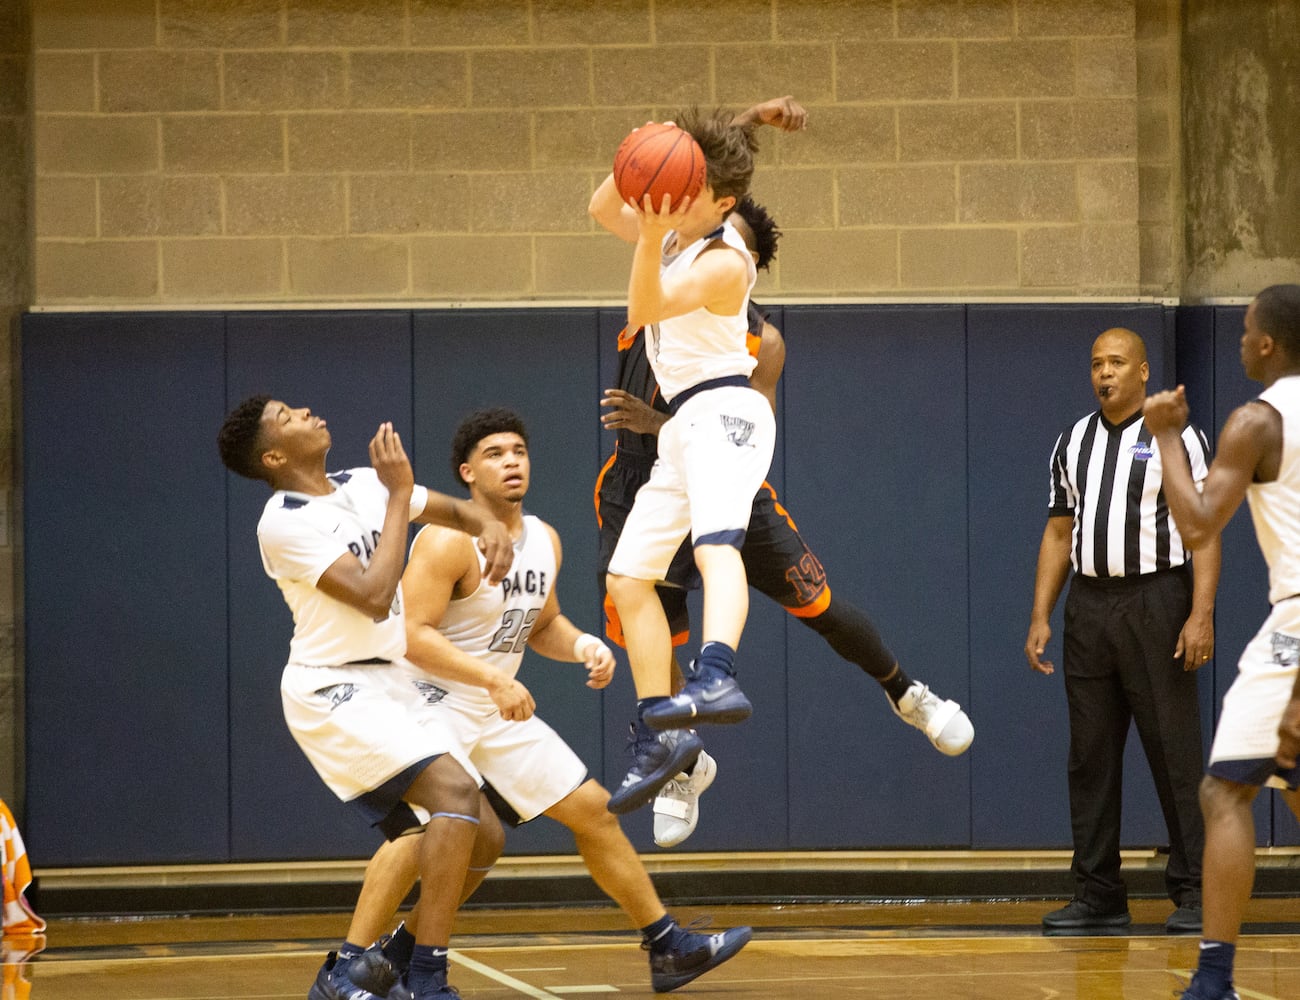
1048, 409, 1211, 578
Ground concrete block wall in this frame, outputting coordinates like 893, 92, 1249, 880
30, 0, 1155, 304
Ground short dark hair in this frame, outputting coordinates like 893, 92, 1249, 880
218, 395, 272, 482
731, 196, 781, 270
1253, 284, 1300, 359
675, 107, 756, 204
450, 408, 529, 488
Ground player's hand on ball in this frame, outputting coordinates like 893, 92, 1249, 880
477, 520, 514, 584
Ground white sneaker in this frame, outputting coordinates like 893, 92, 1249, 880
891, 682, 974, 756
652, 750, 717, 847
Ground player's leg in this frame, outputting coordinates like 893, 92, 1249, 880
742, 483, 973, 754
642, 387, 773, 732
545, 779, 752, 992
606, 458, 704, 813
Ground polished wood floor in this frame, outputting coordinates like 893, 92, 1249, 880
11, 897, 1300, 1000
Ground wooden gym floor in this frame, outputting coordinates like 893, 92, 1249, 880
13, 896, 1300, 1000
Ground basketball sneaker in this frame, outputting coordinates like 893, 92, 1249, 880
607, 725, 703, 815
642, 661, 753, 729
308, 951, 385, 1000
647, 923, 752, 993
653, 750, 717, 848
1178, 981, 1240, 1000
348, 939, 410, 999
890, 681, 974, 756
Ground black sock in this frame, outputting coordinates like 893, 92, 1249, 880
338, 940, 366, 960
640, 913, 678, 954
1194, 940, 1235, 995
881, 665, 914, 704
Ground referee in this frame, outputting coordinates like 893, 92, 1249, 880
1025, 326, 1220, 937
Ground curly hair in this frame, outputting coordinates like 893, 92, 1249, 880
730, 195, 781, 271
450, 407, 529, 488
1253, 284, 1300, 359
673, 106, 756, 204
218, 394, 272, 482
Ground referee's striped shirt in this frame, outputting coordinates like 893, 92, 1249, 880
1048, 409, 1211, 578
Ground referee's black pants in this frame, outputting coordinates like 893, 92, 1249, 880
1062, 567, 1206, 910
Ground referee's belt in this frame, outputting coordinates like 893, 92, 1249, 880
1075, 564, 1189, 588
666, 375, 750, 415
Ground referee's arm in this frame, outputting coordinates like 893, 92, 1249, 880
1026, 514, 1073, 676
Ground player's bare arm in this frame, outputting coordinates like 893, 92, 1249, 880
415, 492, 513, 585
601, 389, 668, 435
1145, 387, 1279, 547
749, 323, 786, 414
315, 422, 417, 618
628, 225, 748, 328
403, 525, 536, 722
524, 525, 616, 689
589, 173, 641, 243
1025, 515, 1074, 676
734, 95, 808, 132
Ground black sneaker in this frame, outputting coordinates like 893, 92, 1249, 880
348, 939, 405, 997
607, 725, 703, 815
647, 924, 752, 993
1040, 898, 1131, 933
1178, 979, 1240, 1000
1166, 903, 1203, 935
308, 952, 385, 1000
642, 661, 753, 729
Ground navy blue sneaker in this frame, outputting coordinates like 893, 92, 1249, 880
1178, 979, 1240, 1000
647, 924, 753, 993
348, 939, 411, 999
308, 952, 384, 1000
409, 971, 460, 1000
607, 726, 703, 814
642, 661, 753, 729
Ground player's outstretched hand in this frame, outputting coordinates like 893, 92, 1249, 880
369, 422, 414, 497
477, 520, 513, 585
601, 388, 668, 435
744, 95, 808, 131
1277, 695, 1300, 770
1025, 621, 1055, 675
1143, 386, 1189, 434
489, 675, 536, 723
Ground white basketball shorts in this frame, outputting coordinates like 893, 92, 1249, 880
609, 383, 775, 582
1208, 598, 1300, 790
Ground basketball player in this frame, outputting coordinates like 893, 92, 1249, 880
1144, 284, 1300, 1000
217, 397, 513, 1000
589, 107, 774, 813
385, 407, 750, 993
595, 197, 974, 847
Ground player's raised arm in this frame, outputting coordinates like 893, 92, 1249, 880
414, 491, 513, 584
590, 172, 641, 243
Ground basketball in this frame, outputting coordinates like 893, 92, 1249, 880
613, 122, 706, 212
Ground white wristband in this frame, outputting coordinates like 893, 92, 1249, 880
574, 632, 603, 660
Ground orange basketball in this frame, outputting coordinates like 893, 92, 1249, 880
613, 122, 706, 212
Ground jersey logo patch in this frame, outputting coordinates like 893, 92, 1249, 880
720, 414, 755, 448
1271, 631, 1300, 667
412, 680, 448, 706
1129, 442, 1155, 461
315, 683, 357, 710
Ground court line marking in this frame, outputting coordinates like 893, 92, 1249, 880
450, 949, 562, 998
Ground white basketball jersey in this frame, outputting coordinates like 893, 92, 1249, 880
1249, 375, 1300, 604
258, 468, 424, 666
647, 220, 758, 401
425, 514, 557, 702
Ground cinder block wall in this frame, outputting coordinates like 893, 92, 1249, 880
30, 0, 1160, 304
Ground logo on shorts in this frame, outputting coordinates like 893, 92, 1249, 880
413, 680, 448, 706
720, 414, 755, 447
1129, 442, 1155, 461
315, 683, 357, 710
1270, 632, 1300, 667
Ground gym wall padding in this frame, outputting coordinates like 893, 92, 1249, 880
21, 302, 1291, 866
